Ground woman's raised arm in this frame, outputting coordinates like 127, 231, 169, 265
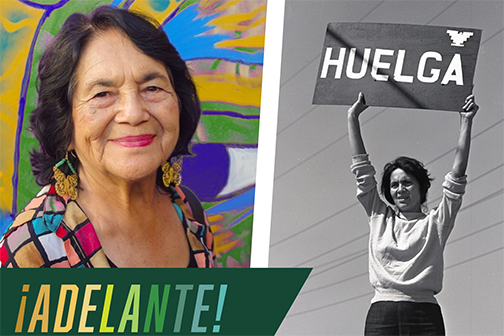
348, 92, 369, 156
451, 94, 478, 179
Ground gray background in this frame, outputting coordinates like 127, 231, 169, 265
269, 0, 504, 335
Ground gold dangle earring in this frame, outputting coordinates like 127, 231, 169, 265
162, 158, 182, 187
53, 152, 78, 200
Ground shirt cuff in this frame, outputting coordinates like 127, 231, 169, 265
442, 172, 467, 196
351, 154, 370, 166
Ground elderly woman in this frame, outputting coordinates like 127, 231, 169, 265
0, 6, 214, 268
348, 92, 478, 335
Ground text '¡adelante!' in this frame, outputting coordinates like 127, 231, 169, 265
14, 283, 228, 334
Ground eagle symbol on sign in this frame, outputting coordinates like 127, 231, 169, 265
446, 30, 474, 47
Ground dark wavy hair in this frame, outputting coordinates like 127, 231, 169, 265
30, 5, 201, 190
380, 156, 434, 205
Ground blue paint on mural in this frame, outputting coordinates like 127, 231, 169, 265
110, 0, 122, 7
206, 188, 256, 214
165, 4, 264, 64
148, 0, 171, 12
183, 143, 230, 202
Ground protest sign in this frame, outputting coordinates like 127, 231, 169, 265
312, 23, 481, 111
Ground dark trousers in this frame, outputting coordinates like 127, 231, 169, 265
364, 301, 446, 336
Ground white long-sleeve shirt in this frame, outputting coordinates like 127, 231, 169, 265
351, 154, 467, 303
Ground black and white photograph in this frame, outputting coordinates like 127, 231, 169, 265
268, 1, 504, 335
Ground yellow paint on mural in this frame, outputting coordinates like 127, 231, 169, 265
208, 4, 266, 26
212, 225, 243, 256
207, 214, 226, 222
212, 15, 266, 32
215, 34, 265, 49
128, 0, 179, 25
200, 0, 241, 14
197, 67, 263, 87
0, 82, 27, 125
195, 75, 262, 106
0, 1, 43, 211
0, 45, 30, 81
0, 17, 37, 33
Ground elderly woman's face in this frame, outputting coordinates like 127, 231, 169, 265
70, 29, 179, 184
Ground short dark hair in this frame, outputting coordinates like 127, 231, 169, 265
30, 5, 201, 189
381, 156, 434, 204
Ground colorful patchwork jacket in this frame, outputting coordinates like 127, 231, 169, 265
0, 184, 214, 268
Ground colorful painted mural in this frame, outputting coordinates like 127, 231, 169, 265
0, 0, 266, 267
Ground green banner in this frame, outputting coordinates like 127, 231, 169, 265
0, 268, 311, 336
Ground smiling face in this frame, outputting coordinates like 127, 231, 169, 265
70, 29, 179, 185
389, 168, 422, 213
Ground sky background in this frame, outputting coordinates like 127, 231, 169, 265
268, 0, 504, 335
